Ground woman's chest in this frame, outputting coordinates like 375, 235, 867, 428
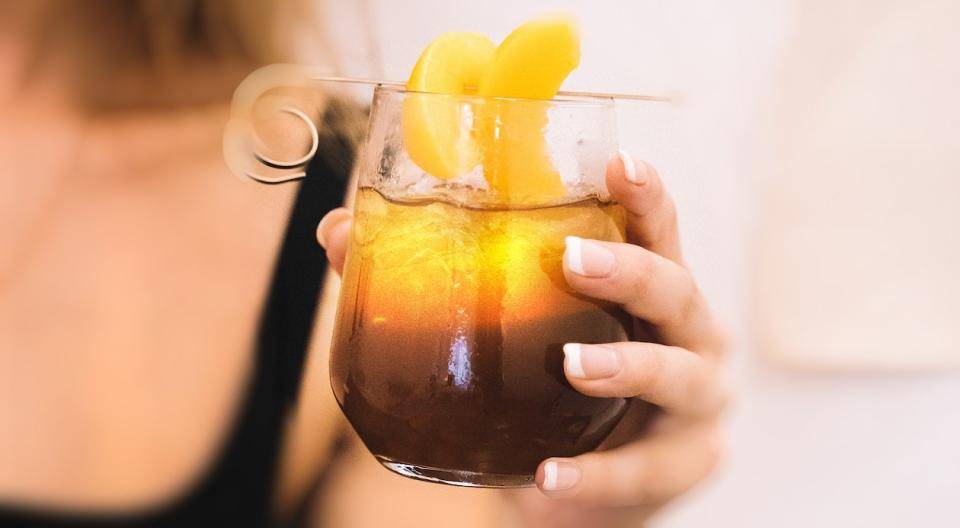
1, 161, 290, 370
0, 163, 301, 507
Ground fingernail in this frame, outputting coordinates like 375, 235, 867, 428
563, 343, 621, 379
617, 149, 645, 185
541, 459, 581, 491
564, 236, 616, 277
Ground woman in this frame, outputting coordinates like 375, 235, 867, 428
0, 1, 728, 526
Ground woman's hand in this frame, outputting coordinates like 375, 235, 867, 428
501, 153, 730, 526
317, 152, 730, 527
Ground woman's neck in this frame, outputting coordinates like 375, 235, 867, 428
1, 5, 231, 177
79, 104, 231, 179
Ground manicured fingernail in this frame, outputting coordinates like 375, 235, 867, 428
564, 236, 616, 277
541, 459, 581, 491
563, 343, 620, 379
617, 149, 645, 185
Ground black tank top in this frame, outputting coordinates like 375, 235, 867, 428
0, 120, 352, 528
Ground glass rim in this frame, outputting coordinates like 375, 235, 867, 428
373, 83, 617, 107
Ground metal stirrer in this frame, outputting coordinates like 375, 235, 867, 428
309, 76, 677, 103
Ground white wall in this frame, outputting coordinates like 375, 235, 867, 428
324, 1, 960, 526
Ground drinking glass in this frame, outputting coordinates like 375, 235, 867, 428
327, 85, 649, 487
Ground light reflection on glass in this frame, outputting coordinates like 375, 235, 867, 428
446, 332, 474, 390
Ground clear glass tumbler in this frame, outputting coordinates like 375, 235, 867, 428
328, 85, 649, 487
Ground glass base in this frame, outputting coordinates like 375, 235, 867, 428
376, 456, 535, 488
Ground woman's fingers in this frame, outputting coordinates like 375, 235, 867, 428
562, 342, 728, 417
316, 208, 352, 275
606, 153, 684, 265
563, 237, 721, 353
536, 422, 723, 506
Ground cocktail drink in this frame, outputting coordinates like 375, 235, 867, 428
329, 22, 652, 482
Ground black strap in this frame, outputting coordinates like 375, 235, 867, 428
259, 131, 351, 412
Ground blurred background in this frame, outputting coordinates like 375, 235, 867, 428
3, 0, 959, 526
321, 0, 960, 526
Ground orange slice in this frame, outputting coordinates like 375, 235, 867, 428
403, 32, 496, 180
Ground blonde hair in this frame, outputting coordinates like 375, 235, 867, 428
32, 0, 339, 111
